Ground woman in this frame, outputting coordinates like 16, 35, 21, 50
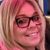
0, 0, 46, 50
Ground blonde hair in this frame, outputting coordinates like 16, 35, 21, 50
0, 0, 46, 50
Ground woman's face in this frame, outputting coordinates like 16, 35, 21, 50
13, 2, 46, 47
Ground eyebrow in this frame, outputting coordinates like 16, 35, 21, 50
32, 12, 39, 16
16, 11, 39, 18
15, 15, 27, 19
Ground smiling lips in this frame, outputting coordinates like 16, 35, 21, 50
25, 31, 39, 38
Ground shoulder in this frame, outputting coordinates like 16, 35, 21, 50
0, 41, 21, 50
0, 41, 7, 50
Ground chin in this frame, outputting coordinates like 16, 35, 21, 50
20, 38, 41, 47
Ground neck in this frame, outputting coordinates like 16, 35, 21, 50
24, 47, 35, 50
13, 41, 35, 50
7, 45, 35, 50
12, 44, 35, 50
6, 41, 35, 50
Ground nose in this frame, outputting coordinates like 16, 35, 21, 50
28, 20, 37, 29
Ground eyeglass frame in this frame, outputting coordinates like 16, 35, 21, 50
15, 14, 40, 28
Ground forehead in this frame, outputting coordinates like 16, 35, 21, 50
19, 2, 37, 17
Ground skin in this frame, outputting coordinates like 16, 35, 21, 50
13, 2, 46, 50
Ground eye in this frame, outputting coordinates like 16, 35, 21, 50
15, 18, 28, 25
16, 18, 24, 24
32, 16, 40, 21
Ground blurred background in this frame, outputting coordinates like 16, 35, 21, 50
38, 0, 50, 24
0, 0, 2, 5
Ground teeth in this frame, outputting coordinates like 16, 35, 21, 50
29, 33, 37, 37
30, 33, 37, 36
25, 32, 38, 37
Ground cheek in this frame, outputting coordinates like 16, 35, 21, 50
41, 17, 46, 31
38, 16, 46, 31
13, 23, 28, 41
42, 18, 46, 34
13, 22, 27, 35
36, 20, 42, 31
39, 17, 46, 38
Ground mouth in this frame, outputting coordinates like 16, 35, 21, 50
25, 31, 40, 39
25, 32, 38, 36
